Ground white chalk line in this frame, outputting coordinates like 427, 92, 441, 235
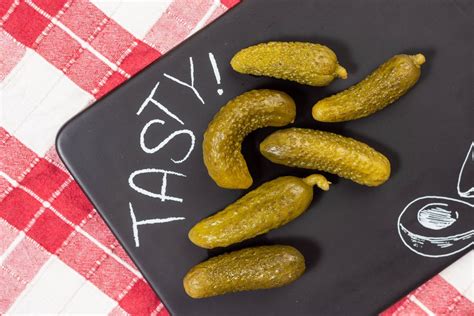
400, 224, 474, 242
417, 203, 456, 230
208, 53, 221, 84
129, 202, 185, 248
397, 196, 474, 258
208, 52, 223, 95
164, 57, 205, 104
140, 119, 195, 163
136, 81, 184, 125
137, 217, 186, 226
398, 141, 474, 258
457, 142, 474, 198
128, 168, 186, 203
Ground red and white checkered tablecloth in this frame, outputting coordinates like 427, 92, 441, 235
0, 1, 472, 315
382, 252, 473, 316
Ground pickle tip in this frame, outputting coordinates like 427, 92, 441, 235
410, 53, 426, 67
303, 174, 331, 191
336, 65, 348, 79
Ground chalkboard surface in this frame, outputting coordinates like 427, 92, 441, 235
56, 1, 473, 315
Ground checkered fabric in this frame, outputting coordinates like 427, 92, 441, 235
0, 0, 237, 314
0, 1, 472, 315
382, 251, 473, 316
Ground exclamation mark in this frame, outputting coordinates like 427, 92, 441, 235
208, 52, 223, 96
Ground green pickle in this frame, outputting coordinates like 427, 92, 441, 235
260, 128, 391, 186
183, 245, 305, 298
312, 54, 425, 122
189, 174, 329, 249
203, 89, 296, 189
231, 42, 347, 86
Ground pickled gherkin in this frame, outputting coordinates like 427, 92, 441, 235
231, 42, 347, 86
203, 89, 296, 189
260, 128, 391, 186
183, 245, 305, 298
189, 174, 330, 249
312, 54, 425, 122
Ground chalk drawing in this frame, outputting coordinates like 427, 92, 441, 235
164, 57, 205, 104
128, 52, 227, 247
457, 142, 474, 198
398, 196, 473, 257
417, 203, 457, 230
397, 142, 474, 258
129, 202, 185, 247
208, 52, 223, 95
128, 168, 186, 202
136, 81, 184, 125
139, 119, 195, 163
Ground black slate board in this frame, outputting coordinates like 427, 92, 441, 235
56, 1, 473, 315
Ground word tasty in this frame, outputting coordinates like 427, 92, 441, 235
128, 53, 223, 247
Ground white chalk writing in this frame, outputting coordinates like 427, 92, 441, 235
139, 119, 195, 163
129, 202, 185, 247
129, 168, 186, 202
129, 52, 222, 247
136, 81, 184, 125
164, 57, 205, 104
208, 52, 223, 95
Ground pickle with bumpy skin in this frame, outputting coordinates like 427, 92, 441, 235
203, 89, 296, 189
260, 128, 391, 186
183, 245, 305, 298
189, 174, 330, 249
231, 42, 347, 86
312, 54, 425, 122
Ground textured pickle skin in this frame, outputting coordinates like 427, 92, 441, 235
189, 174, 330, 249
203, 90, 296, 189
231, 42, 347, 86
312, 54, 425, 122
183, 245, 305, 298
260, 128, 391, 186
